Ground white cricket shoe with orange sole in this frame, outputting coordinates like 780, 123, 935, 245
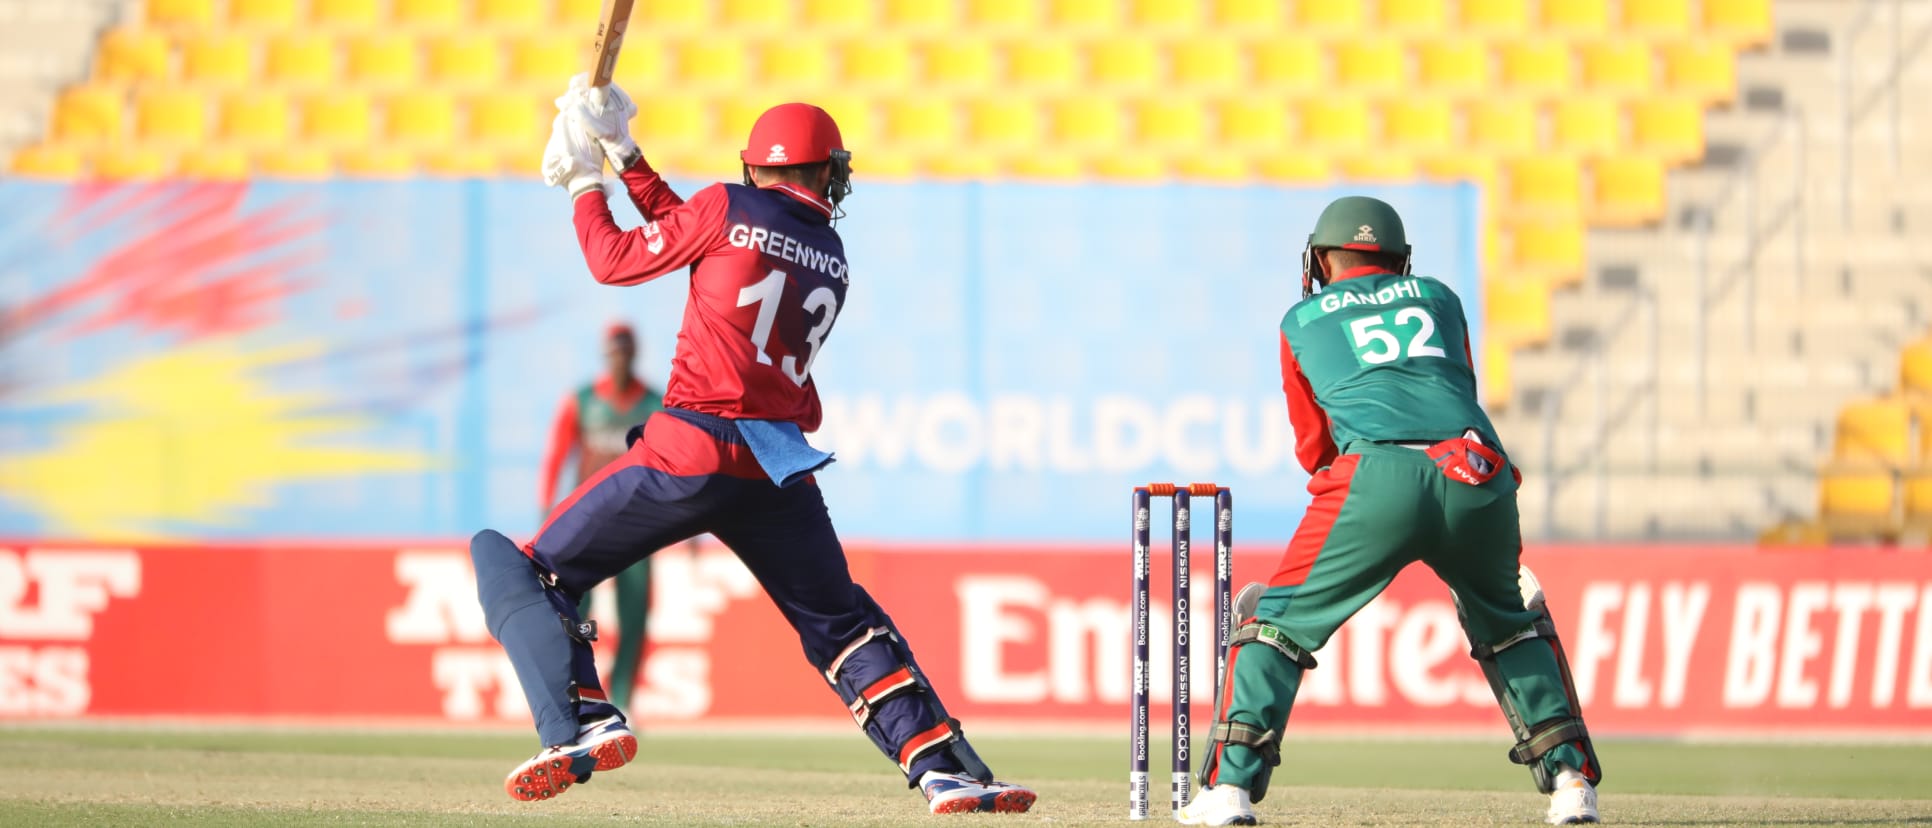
504, 716, 637, 802
919, 771, 1037, 814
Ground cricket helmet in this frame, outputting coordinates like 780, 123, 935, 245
1301, 196, 1412, 299
740, 102, 853, 211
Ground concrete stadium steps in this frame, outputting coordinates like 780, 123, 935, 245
0, 0, 128, 152
1508, 420, 1824, 473
1516, 468, 1816, 539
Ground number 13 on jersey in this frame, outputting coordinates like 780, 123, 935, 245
737, 268, 840, 386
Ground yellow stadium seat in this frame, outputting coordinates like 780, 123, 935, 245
1295, 0, 1364, 30
1622, 0, 1690, 35
633, 96, 709, 150
509, 35, 581, 85
1500, 41, 1574, 96
967, 0, 1041, 29
1050, 97, 1126, 149
427, 147, 507, 177
302, 91, 374, 145
178, 147, 251, 179
1540, 0, 1610, 35
1175, 153, 1250, 181
1090, 38, 1161, 89
94, 148, 171, 180
98, 30, 173, 84
1706, 0, 1773, 47
1339, 154, 1421, 182
1662, 40, 1737, 103
1051, 0, 1123, 30
346, 34, 420, 88
1136, 98, 1208, 150
1298, 98, 1370, 149
258, 147, 334, 178
1590, 156, 1666, 226
1482, 338, 1517, 405
884, 98, 958, 148
1377, 0, 1448, 32
54, 87, 123, 143
1252, 38, 1326, 90
387, 91, 456, 146
1486, 276, 1551, 345
926, 151, 1005, 180
1630, 98, 1704, 163
147, 0, 215, 26
1008, 40, 1081, 89
1091, 154, 1167, 181
310, 0, 379, 28
967, 96, 1043, 150
219, 91, 294, 146
1835, 398, 1914, 465
1334, 39, 1407, 91
1902, 337, 1932, 397
845, 148, 916, 179
804, 0, 874, 28
1506, 219, 1586, 281
717, 98, 771, 147
886, 0, 961, 28
1459, 0, 1529, 35
1213, 0, 1281, 28
924, 39, 998, 88
1170, 37, 1241, 89
637, 0, 713, 28
182, 33, 253, 86
1905, 474, 1932, 530
842, 40, 914, 87
677, 41, 751, 86
1382, 99, 1453, 151
1417, 40, 1490, 95
136, 89, 207, 144
1506, 156, 1584, 216
339, 147, 416, 176
814, 93, 877, 147
1465, 99, 1537, 155
761, 40, 835, 88
1758, 519, 1830, 547
554, 0, 602, 22
427, 34, 503, 87
395, 0, 461, 27
477, 0, 544, 27
1420, 153, 1497, 185
229, 0, 296, 26
266, 34, 338, 87
1255, 154, 1334, 184
722, 0, 797, 28
1132, 0, 1205, 31
1218, 99, 1288, 150
1820, 468, 1896, 536
10, 145, 85, 178
470, 91, 544, 148
1552, 98, 1621, 156
1581, 40, 1654, 97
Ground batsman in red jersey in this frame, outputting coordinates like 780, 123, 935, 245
470, 76, 1036, 816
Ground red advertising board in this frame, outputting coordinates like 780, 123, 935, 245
2, 541, 1929, 736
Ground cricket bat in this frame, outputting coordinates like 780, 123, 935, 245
589, 0, 635, 88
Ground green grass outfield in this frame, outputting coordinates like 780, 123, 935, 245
4, 727, 1931, 826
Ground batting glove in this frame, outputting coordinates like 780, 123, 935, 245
559, 73, 640, 172
541, 111, 606, 199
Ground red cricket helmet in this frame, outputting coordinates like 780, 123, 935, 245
740, 102, 843, 167
738, 102, 854, 213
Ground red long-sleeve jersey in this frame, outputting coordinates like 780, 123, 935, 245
572, 159, 849, 431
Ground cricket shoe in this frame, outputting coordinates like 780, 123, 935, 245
1545, 766, 1599, 825
504, 716, 637, 802
1178, 784, 1258, 826
918, 771, 1037, 814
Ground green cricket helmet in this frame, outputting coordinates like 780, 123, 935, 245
1301, 196, 1413, 299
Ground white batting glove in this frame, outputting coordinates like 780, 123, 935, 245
541, 111, 605, 199
559, 72, 640, 172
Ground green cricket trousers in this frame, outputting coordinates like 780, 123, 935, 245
1205, 442, 1590, 795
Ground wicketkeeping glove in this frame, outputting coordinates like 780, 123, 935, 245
541, 111, 605, 199
559, 72, 640, 172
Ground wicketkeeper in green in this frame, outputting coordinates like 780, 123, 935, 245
1178, 197, 1602, 826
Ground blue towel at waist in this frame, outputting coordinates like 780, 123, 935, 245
664, 408, 835, 488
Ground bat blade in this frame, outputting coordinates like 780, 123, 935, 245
590, 0, 636, 88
